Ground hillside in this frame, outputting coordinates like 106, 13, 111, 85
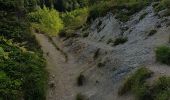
0, 0, 170, 100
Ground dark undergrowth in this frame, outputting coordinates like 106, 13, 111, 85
0, 0, 47, 100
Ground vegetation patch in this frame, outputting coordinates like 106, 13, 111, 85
97, 62, 105, 68
93, 48, 100, 60
77, 74, 85, 86
82, 32, 89, 37
114, 1, 148, 22
76, 93, 87, 100
28, 6, 64, 36
107, 38, 114, 44
0, 37, 47, 100
114, 37, 128, 46
148, 30, 157, 36
156, 46, 170, 65
88, 1, 114, 20
118, 67, 153, 96
115, 12, 130, 22
150, 76, 170, 100
119, 67, 170, 100
154, 0, 170, 12
61, 8, 89, 30
0, 1, 47, 99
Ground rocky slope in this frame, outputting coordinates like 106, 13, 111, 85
39, 4, 170, 100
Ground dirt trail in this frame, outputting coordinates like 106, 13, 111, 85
35, 32, 170, 100
35, 33, 83, 100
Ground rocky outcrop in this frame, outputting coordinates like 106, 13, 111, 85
58, 4, 170, 100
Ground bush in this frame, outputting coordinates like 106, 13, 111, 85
155, 46, 170, 65
0, 0, 47, 99
93, 49, 100, 59
118, 67, 153, 96
76, 93, 86, 100
61, 8, 89, 30
115, 12, 130, 22
28, 6, 64, 36
150, 76, 170, 100
119, 67, 170, 100
0, 37, 47, 100
88, 1, 113, 20
115, 1, 148, 22
148, 29, 157, 36
154, 0, 170, 12
77, 74, 85, 86
114, 37, 128, 46
97, 62, 105, 68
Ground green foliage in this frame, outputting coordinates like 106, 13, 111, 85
115, 12, 130, 22
61, 0, 89, 11
118, 67, 153, 96
0, 0, 41, 52
156, 46, 170, 65
0, 38, 47, 100
87, 0, 148, 21
115, 1, 148, 22
148, 30, 157, 36
114, 37, 128, 46
0, 47, 9, 59
0, 0, 47, 99
88, 1, 113, 20
119, 67, 170, 100
151, 76, 170, 100
154, 0, 170, 12
76, 93, 86, 100
61, 8, 88, 30
28, 6, 64, 36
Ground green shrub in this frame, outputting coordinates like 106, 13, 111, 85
107, 39, 114, 44
93, 49, 100, 59
0, 38, 47, 100
88, 1, 113, 20
119, 67, 170, 100
118, 67, 153, 95
115, 1, 148, 22
114, 37, 128, 46
61, 8, 89, 30
0, 0, 47, 99
151, 76, 170, 100
0, 46, 8, 59
154, 0, 170, 12
97, 62, 105, 68
148, 30, 157, 36
132, 84, 151, 100
82, 32, 89, 37
155, 46, 170, 65
28, 6, 64, 36
115, 12, 130, 22
77, 74, 85, 86
76, 93, 86, 100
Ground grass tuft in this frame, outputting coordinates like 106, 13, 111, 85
114, 37, 128, 46
155, 46, 170, 65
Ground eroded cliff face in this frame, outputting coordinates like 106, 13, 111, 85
53, 4, 170, 100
